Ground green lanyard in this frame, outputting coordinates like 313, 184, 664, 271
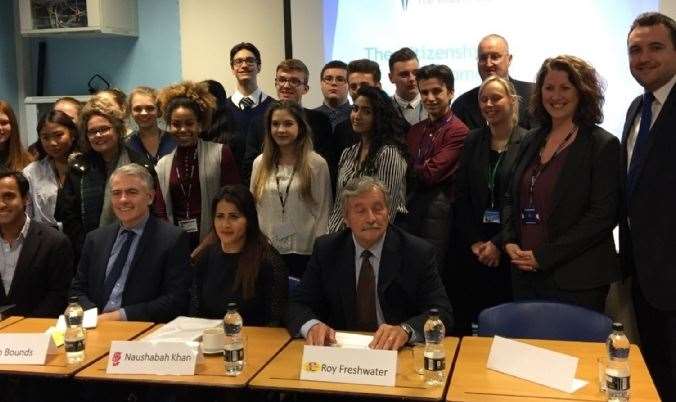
487, 151, 506, 208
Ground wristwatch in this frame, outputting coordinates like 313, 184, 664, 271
400, 323, 414, 342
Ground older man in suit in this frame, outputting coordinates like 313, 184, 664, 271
287, 176, 453, 350
70, 163, 190, 323
620, 12, 676, 401
0, 171, 73, 317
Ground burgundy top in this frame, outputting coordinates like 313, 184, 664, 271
519, 145, 571, 251
406, 110, 469, 190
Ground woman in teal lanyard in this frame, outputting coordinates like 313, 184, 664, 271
453, 75, 527, 333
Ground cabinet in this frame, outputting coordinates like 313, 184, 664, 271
19, 0, 138, 37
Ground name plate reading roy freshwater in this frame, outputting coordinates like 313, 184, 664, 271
106, 341, 200, 375
0, 333, 57, 365
300, 345, 397, 386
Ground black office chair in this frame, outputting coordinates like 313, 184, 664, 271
478, 301, 613, 342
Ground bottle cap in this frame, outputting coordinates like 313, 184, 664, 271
429, 308, 439, 316
612, 322, 624, 332
69, 296, 79, 303
227, 302, 238, 310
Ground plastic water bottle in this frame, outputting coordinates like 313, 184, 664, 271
223, 302, 244, 376
606, 322, 630, 401
423, 308, 446, 386
64, 296, 85, 365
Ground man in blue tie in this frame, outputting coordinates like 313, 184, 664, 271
70, 164, 190, 322
620, 12, 676, 401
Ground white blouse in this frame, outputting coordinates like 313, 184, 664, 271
251, 151, 332, 255
22, 158, 61, 228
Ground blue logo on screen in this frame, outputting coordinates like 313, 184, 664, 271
401, 0, 409, 11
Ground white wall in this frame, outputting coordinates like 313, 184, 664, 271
179, 0, 285, 98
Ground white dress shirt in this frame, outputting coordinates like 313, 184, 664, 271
0, 215, 31, 294
230, 87, 268, 109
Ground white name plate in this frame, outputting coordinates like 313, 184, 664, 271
0, 333, 58, 365
487, 336, 588, 393
300, 345, 397, 386
106, 341, 200, 375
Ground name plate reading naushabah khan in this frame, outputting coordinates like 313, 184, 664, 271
106, 341, 200, 375
300, 345, 397, 386
0, 333, 58, 365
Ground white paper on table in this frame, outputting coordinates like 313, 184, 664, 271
486, 336, 588, 393
143, 316, 222, 343
334, 332, 373, 349
56, 308, 98, 331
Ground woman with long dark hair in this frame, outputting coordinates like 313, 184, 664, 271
192, 185, 287, 325
23, 110, 79, 227
328, 86, 408, 232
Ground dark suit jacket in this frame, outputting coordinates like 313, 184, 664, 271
1, 221, 74, 317
451, 78, 535, 130
454, 126, 527, 249
502, 125, 622, 290
242, 107, 336, 185
70, 215, 191, 322
620, 84, 676, 310
286, 225, 454, 336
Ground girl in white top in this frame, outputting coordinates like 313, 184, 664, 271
251, 101, 331, 277
23, 110, 78, 227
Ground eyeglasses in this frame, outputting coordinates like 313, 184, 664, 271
86, 126, 113, 138
232, 57, 258, 67
275, 76, 306, 88
322, 75, 347, 84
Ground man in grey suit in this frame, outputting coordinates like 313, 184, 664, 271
620, 12, 676, 401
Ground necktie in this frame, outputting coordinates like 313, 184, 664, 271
102, 230, 136, 304
239, 97, 254, 110
627, 92, 655, 197
406, 104, 414, 110
355, 250, 377, 331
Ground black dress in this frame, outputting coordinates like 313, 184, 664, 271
191, 243, 288, 326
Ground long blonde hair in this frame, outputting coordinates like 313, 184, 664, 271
252, 101, 315, 205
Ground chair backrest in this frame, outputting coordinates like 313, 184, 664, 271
288, 276, 301, 295
478, 301, 613, 342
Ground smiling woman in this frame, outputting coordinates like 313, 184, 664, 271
56, 97, 156, 258
154, 81, 241, 255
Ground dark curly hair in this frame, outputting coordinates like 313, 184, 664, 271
352, 86, 409, 171
530, 55, 605, 126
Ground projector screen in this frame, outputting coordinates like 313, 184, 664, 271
319, 0, 660, 136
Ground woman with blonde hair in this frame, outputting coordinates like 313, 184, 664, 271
154, 81, 240, 254
453, 75, 528, 332
126, 86, 176, 165
251, 100, 331, 277
0, 100, 33, 171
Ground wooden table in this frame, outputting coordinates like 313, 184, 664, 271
0, 318, 154, 377
0, 316, 23, 330
76, 325, 290, 388
250, 337, 459, 400
447, 337, 660, 402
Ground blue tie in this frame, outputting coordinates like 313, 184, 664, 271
627, 92, 655, 197
102, 230, 136, 304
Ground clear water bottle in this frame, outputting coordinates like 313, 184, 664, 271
223, 302, 244, 376
423, 308, 446, 386
64, 296, 85, 365
606, 322, 630, 401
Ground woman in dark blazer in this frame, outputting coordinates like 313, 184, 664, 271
502, 55, 621, 312
191, 184, 288, 326
454, 76, 527, 332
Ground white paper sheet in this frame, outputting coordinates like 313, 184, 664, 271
56, 307, 98, 330
143, 316, 221, 342
334, 332, 373, 349
486, 336, 588, 393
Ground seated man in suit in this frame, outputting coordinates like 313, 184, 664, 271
243, 58, 334, 184
287, 176, 453, 350
0, 171, 74, 317
452, 34, 534, 130
70, 163, 190, 322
